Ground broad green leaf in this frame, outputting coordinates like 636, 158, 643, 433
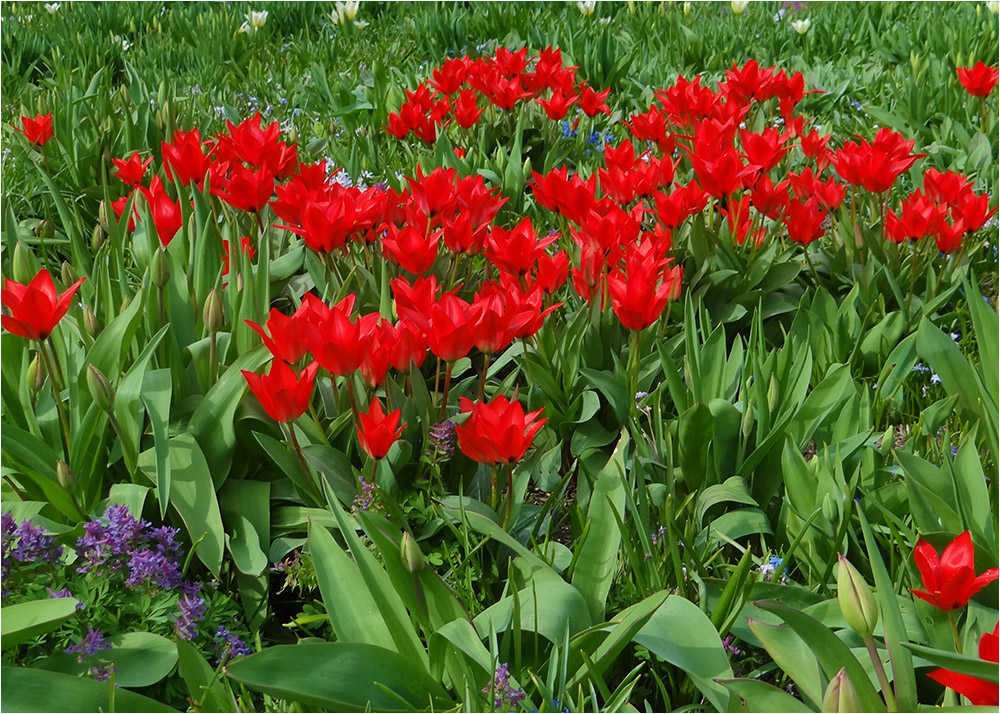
473, 578, 592, 643
756, 600, 884, 711
225, 643, 450, 712
717, 678, 814, 713
176, 637, 238, 713
634, 595, 732, 712
105, 632, 178, 688
308, 520, 396, 651
140, 369, 172, 518
747, 618, 823, 708
571, 430, 628, 623
138, 433, 225, 578
1, 599, 78, 650
0, 665, 178, 712
903, 642, 1000, 683
113, 324, 169, 475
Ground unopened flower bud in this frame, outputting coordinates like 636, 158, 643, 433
837, 554, 879, 638
60, 260, 77, 287
83, 305, 99, 337
12, 242, 36, 284
235, 273, 244, 292
683, 0, 692, 14
87, 365, 115, 413
152, 248, 170, 288
56, 460, 75, 490
821, 667, 862, 713
27, 354, 46, 392
91, 223, 106, 252
98, 201, 109, 232
203, 289, 223, 334
401, 531, 425, 574
119, 295, 132, 315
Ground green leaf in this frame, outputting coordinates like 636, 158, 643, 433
105, 632, 178, 688
1, 599, 78, 650
695, 477, 758, 526
113, 324, 169, 475
308, 520, 397, 651
755, 600, 884, 711
140, 369, 172, 519
225, 643, 450, 712
0, 665, 179, 712
903, 642, 1000, 683
716, 678, 814, 713
137, 433, 225, 578
747, 618, 823, 708
634, 596, 732, 712
571, 430, 628, 623
176, 637, 238, 713
473, 578, 592, 643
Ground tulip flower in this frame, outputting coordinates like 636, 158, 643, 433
356, 398, 404, 460
139, 177, 183, 247
16, 113, 53, 146
456, 395, 546, 465
245, 303, 313, 365
928, 623, 999, 706
162, 128, 209, 187
241, 360, 318, 424
731, 0, 749, 14
112, 152, 153, 187
956, 62, 999, 97
1, 269, 85, 341
910, 531, 999, 611
790, 18, 811, 34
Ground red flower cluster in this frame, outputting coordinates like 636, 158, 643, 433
110, 114, 298, 250
386, 47, 610, 144
885, 168, 996, 252
831, 127, 925, 194
956, 62, 999, 97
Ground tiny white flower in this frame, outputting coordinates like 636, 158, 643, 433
731, 0, 750, 14
354, 19, 369, 28
598, 15, 612, 24
43, 3, 60, 14
930, 374, 942, 385
577, 0, 597, 15
790, 18, 811, 34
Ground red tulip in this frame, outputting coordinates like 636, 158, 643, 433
139, 177, 183, 247
356, 398, 405, 460
578, 84, 611, 117
245, 302, 312, 365
453, 89, 484, 128
535, 90, 578, 121
242, 360, 318, 424
783, 197, 827, 245
211, 164, 275, 213
928, 623, 999, 705
2, 269, 85, 341
956, 62, 999, 97
16, 113, 53, 146
112, 152, 152, 187
455, 395, 546, 465
162, 128, 210, 187
910, 531, 999, 611
607, 243, 683, 331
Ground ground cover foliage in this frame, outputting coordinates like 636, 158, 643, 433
1, 1, 999, 712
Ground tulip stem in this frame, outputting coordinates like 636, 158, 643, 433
490, 466, 498, 513
904, 243, 920, 320
344, 378, 360, 422
433, 356, 442, 405
39, 339, 72, 462
441, 362, 454, 420
864, 634, 897, 711
503, 465, 514, 529
288, 424, 322, 503
208, 332, 218, 386
948, 612, 964, 654
478, 353, 491, 401
802, 246, 822, 287
629, 329, 641, 409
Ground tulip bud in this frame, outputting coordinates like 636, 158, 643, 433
152, 248, 170, 288
12, 242, 36, 285
98, 200, 109, 232
56, 460, 76, 491
683, 0, 691, 13
60, 260, 77, 287
91, 223, 106, 252
27, 354, 46, 392
203, 289, 223, 334
837, 554, 879, 638
235, 273, 244, 292
821, 667, 862, 713
821, 492, 837, 522
35, 219, 53, 239
82, 305, 99, 337
400, 531, 425, 574
119, 295, 132, 315
87, 365, 115, 413
879, 425, 894, 457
